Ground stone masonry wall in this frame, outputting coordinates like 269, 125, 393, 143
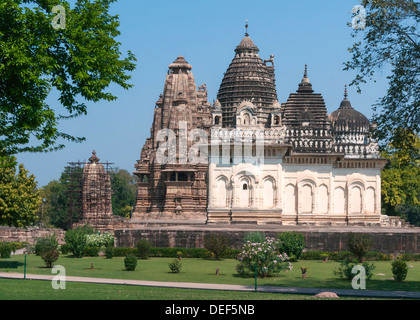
115, 228, 419, 254
0, 227, 65, 245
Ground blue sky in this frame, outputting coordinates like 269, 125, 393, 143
16, 0, 390, 187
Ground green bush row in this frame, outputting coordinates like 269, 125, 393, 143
396, 253, 420, 261
151, 247, 240, 259
299, 250, 420, 261
79, 246, 420, 262
109, 246, 241, 259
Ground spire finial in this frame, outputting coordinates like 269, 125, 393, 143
344, 84, 348, 100
304, 64, 308, 78
245, 19, 249, 37
89, 149, 100, 164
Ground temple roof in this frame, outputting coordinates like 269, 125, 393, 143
168, 56, 192, 72
235, 35, 259, 53
282, 65, 330, 127
329, 85, 370, 133
217, 32, 277, 128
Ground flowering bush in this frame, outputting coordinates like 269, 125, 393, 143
86, 232, 114, 248
236, 237, 293, 278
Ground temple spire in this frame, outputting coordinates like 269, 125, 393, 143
339, 84, 353, 109
89, 149, 100, 164
300, 64, 310, 84
245, 19, 249, 37
296, 64, 313, 93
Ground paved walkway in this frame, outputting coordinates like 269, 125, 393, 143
1, 272, 419, 299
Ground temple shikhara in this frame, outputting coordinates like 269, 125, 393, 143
132, 26, 389, 226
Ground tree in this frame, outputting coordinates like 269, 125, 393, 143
344, 0, 419, 145
0, 155, 41, 227
381, 129, 420, 224
39, 166, 136, 228
346, 232, 372, 262
110, 169, 137, 218
38, 165, 83, 229
35, 233, 60, 268
64, 224, 94, 258
204, 234, 230, 260
38, 179, 67, 229
0, 0, 136, 155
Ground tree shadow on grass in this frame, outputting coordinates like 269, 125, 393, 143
232, 273, 254, 279
262, 276, 420, 292
0, 261, 24, 269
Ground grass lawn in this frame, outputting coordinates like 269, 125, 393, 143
1, 254, 419, 293
0, 278, 400, 300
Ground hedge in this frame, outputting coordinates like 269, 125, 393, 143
300, 250, 394, 261
77, 246, 419, 261
111, 247, 240, 259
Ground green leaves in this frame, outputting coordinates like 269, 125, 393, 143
0, 154, 41, 227
344, 0, 419, 145
110, 169, 137, 218
0, 0, 137, 154
381, 130, 420, 218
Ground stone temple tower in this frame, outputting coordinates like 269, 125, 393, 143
133, 56, 212, 220
217, 24, 278, 128
80, 150, 113, 229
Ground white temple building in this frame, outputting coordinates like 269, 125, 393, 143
206, 32, 387, 226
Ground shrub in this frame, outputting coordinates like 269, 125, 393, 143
112, 246, 240, 259
41, 248, 59, 268
331, 251, 353, 261
35, 234, 59, 268
392, 260, 408, 282
113, 247, 137, 257
105, 246, 114, 259
365, 251, 392, 261
333, 260, 376, 280
60, 244, 70, 254
220, 248, 241, 259
397, 253, 420, 261
346, 232, 372, 262
168, 259, 182, 273
320, 253, 329, 262
136, 239, 152, 259
276, 232, 305, 261
149, 247, 205, 258
124, 254, 138, 271
0, 242, 12, 258
243, 232, 265, 244
204, 234, 230, 260
236, 237, 292, 278
65, 225, 94, 258
235, 262, 246, 277
83, 246, 100, 257
34, 234, 58, 256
